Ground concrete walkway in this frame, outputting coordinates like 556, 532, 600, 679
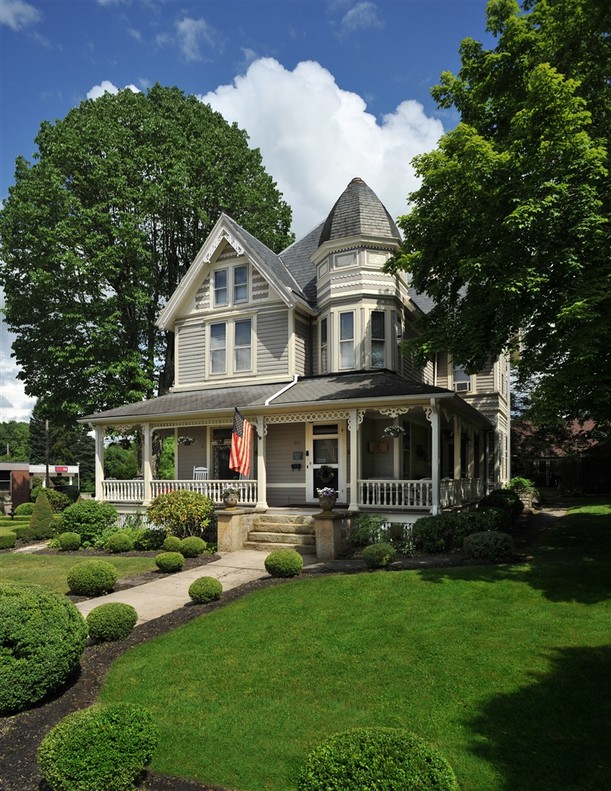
74, 550, 328, 625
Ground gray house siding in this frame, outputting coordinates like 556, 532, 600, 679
257, 310, 289, 376
177, 323, 205, 386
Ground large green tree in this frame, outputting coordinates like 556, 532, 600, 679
0, 421, 29, 462
0, 84, 293, 424
389, 0, 610, 424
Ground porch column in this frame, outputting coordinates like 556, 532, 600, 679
453, 416, 462, 480
348, 409, 359, 511
142, 424, 153, 505
429, 399, 440, 515
467, 426, 475, 478
255, 416, 268, 512
479, 429, 486, 486
93, 425, 105, 501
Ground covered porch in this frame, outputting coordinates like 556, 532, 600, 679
92, 390, 498, 515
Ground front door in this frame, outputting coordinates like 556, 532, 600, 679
306, 423, 344, 503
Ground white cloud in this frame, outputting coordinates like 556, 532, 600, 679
200, 58, 443, 237
86, 80, 140, 100
175, 16, 216, 62
0, 289, 35, 422
0, 0, 42, 31
341, 2, 384, 33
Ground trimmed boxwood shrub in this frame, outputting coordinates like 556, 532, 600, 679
8, 523, 29, 540
362, 541, 396, 568
31, 486, 72, 513
133, 525, 167, 551
155, 551, 185, 573
180, 536, 207, 557
0, 582, 87, 714
86, 603, 138, 642
14, 502, 35, 516
298, 727, 459, 791
463, 530, 514, 560
58, 531, 82, 551
60, 500, 119, 545
0, 528, 17, 549
479, 489, 523, 522
106, 531, 134, 553
162, 535, 182, 553
475, 505, 511, 531
148, 490, 215, 538
38, 702, 159, 791
67, 560, 118, 596
28, 490, 55, 540
264, 549, 303, 578
188, 576, 223, 604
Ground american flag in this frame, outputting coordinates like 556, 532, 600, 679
229, 408, 253, 478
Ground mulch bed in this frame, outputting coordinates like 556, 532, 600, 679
0, 511, 556, 791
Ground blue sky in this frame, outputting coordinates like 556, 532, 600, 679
1, 0, 495, 420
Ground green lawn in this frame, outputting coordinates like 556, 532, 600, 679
100, 501, 611, 791
0, 553, 157, 593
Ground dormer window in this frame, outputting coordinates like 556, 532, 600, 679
339, 312, 355, 369
234, 265, 248, 302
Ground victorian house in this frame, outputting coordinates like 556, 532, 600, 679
84, 178, 510, 522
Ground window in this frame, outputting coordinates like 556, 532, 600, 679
234, 318, 252, 372
453, 364, 471, 392
320, 317, 328, 373
371, 311, 386, 368
213, 270, 228, 306
339, 312, 355, 369
210, 323, 227, 374
233, 265, 248, 302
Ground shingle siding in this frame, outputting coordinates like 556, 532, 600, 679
177, 324, 205, 385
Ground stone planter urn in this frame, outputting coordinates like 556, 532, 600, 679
222, 488, 239, 509
318, 494, 337, 512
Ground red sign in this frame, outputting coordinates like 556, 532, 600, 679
54, 466, 69, 473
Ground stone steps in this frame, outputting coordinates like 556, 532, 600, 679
246, 513, 316, 555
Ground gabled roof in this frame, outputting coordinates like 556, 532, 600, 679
157, 214, 314, 330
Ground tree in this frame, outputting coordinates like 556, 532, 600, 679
0, 85, 293, 425
0, 421, 29, 462
388, 0, 610, 425
29, 402, 95, 487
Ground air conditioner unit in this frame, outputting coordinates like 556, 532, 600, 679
454, 381, 470, 393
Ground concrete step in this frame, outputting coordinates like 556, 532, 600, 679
243, 540, 316, 556
247, 531, 315, 546
250, 521, 314, 535
251, 513, 315, 526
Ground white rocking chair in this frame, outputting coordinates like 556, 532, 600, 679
192, 466, 208, 480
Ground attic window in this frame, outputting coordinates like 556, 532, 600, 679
453, 364, 471, 393
214, 270, 228, 306
234, 265, 248, 302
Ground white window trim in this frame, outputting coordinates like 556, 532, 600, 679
338, 310, 356, 370
370, 309, 387, 369
206, 315, 256, 378
212, 262, 249, 309
319, 315, 329, 375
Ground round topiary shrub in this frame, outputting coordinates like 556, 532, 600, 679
162, 535, 182, 553
60, 499, 119, 545
155, 551, 185, 573
180, 536, 207, 557
264, 549, 304, 578
58, 531, 82, 551
362, 541, 396, 568
133, 525, 167, 551
14, 501, 35, 516
298, 727, 459, 791
0, 528, 17, 549
86, 603, 138, 642
38, 702, 159, 791
188, 576, 223, 604
66, 559, 118, 596
463, 530, 514, 561
0, 582, 87, 714
106, 531, 134, 553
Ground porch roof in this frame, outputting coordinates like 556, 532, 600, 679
82, 370, 492, 428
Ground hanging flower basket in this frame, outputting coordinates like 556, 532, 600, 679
382, 424, 405, 438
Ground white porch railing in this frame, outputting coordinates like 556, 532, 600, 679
103, 479, 257, 506
440, 478, 486, 508
358, 479, 433, 509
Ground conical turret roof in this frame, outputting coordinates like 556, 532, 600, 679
319, 177, 401, 245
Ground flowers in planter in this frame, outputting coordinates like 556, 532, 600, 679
317, 487, 336, 498
177, 436, 195, 446
221, 485, 239, 498
382, 424, 405, 438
